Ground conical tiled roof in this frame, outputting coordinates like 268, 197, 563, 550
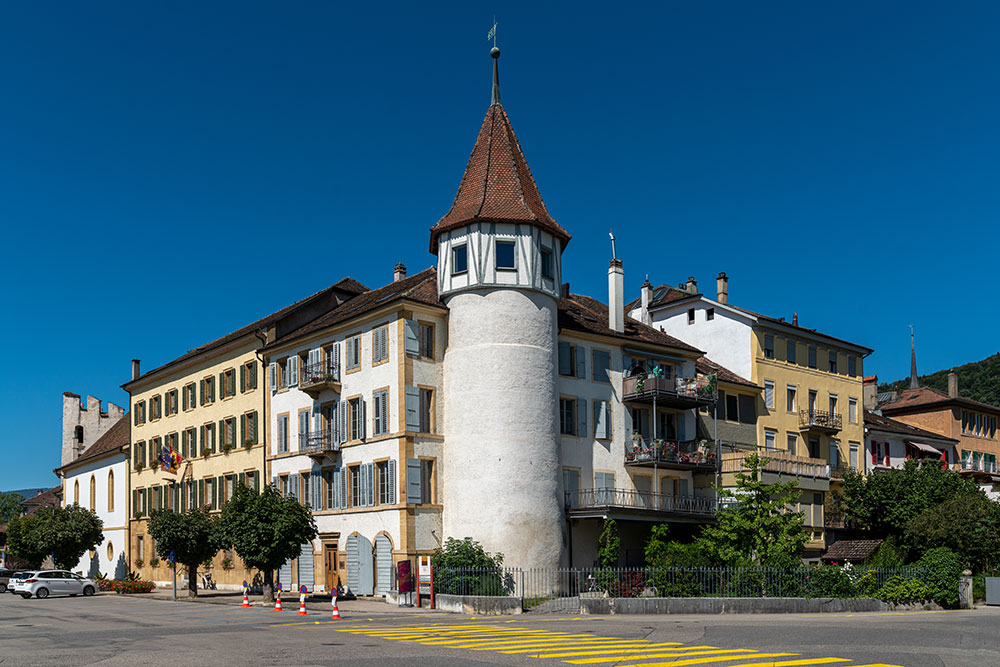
429, 53, 570, 253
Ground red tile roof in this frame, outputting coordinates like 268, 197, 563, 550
695, 357, 758, 388
56, 416, 130, 472
822, 539, 883, 563
864, 410, 958, 444
559, 293, 702, 354
881, 386, 1000, 415
430, 103, 570, 253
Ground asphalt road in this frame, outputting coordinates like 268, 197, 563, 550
0, 592, 996, 666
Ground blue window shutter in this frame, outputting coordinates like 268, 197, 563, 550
404, 320, 419, 354
406, 458, 421, 504
558, 342, 571, 375
405, 387, 420, 430
359, 398, 367, 440
388, 459, 397, 504
576, 345, 586, 379
577, 398, 588, 438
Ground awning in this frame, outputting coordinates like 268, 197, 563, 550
908, 441, 942, 455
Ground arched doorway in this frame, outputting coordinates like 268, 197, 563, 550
345, 534, 374, 596
374, 535, 393, 595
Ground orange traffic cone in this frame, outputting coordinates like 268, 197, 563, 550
274, 590, 283, 612
241, 590, 251, 608
330, 592, 341, 620
297, 594, 308, 616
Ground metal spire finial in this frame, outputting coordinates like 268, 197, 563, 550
488, 20, 500, 106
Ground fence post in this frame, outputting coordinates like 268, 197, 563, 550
959, 570, 973, 609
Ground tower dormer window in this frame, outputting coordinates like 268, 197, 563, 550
495, 240, 516, 270
540, 247, 554, 280
452, 244, 468, 275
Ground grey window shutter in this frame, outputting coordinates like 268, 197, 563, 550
288, 356, 298, 386
330, 401, 339, 443
379, 327, 387, 360
594, 400, 607, 439
380, 391, 388, 435
269, 363, 277, 391
339, 401, 348, 443
311, 471, 322, 511
332, 342, 341, 379
277, 417, 286, 453
313, 406, 322, 435
359, 398, 367, 440
405, 387, 420, 430
339, 468, 348, 509
624, 405, 633, 439
367, 463, 375, 507
577, 398, 588, 438
308, 348, 320, 370
605, 402, 613, 440
678, 415, 687, 440
406, 458, 422, 503
332, 470, 341, 509
388, 459, 397, 504
558, 342, 571, 375
404, 319, 419, 354
576, 345, 586, 379
738, 394, 756, 425
290, 473, 299, 501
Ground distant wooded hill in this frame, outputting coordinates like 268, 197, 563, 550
879, 353, 1000, 407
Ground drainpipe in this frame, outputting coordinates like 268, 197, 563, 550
254, 329, 269, 491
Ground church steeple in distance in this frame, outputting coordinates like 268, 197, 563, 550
909, 325, 919, 389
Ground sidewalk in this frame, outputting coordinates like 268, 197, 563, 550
143, 587, 437, 615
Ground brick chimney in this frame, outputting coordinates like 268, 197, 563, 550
685, 276, 698, 294
639, 277, 653, 326
393, 263, 407, 282
948, 370, 958, 398
608, 260, 624, 333
131, 359, 141, 381
716, 272, 728, 304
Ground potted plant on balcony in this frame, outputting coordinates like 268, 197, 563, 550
634, 371, 647, 393
202, 447, 212, 458
150, 460, 160, 472
134, 461, 145, 472
222, 442, 234, 454
243, 438, 254, 450
149, 557, 160, 568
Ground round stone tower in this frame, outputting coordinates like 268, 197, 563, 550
431, 47, 571, 571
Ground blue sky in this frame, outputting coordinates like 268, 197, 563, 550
2, 1, 998, 490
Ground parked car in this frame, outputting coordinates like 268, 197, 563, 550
0, 568, 13, 594
6, 571, 31, 594
13, 570, 96, 599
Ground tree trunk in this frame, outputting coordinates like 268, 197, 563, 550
188, 565, 198, 598
263, 569, 274, 603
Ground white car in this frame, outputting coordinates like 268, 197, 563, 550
14, 570, 96, 599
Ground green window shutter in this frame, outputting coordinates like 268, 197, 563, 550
240, 414, 246, 446
198, 479, 204, 507
200, 380, 204, 405
217, 420, 224, 451
240, 364, 245, 393
253, 470, 260, 492
250, 363, 257, 389
132, 490, 137, 516
219, 372, 225, 398
145, 488, 152, 514
239, 472, 246, 488
217, 475, 224, 508
252, 411, 258, 443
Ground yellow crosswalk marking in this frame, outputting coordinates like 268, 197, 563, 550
529, 646, 719, 658
501, 642, 685, 654
458, 637, 618, 648
420, 634, 586, 646
735, 660, 850, 667
567, 650, 758, 664
594, 653, 797, 667
847, 664, 907, 667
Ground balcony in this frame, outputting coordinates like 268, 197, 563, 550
624, 437, 716, 472
798, 410, 842, 434
721, 450, 830, 479
300, 430, 340, 458
299, 361, 341, 396
566, 488, 717, 520
829, 464, 857, 479
622, 374, 715, 410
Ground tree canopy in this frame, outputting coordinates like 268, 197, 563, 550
218, 483, 316, 601
905, 493, 1000, 571
431, 537, 503, 570
6, 505, 103, 570
147, 507, 224, 596
0, 491, 25, 525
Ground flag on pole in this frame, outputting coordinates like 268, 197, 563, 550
487, 22, 497, 42
159, 443, 183, 474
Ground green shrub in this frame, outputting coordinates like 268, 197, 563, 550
865, 537, 906, 568
915, 547, 964, 608
855, 571, 880, 598
875, 576, 932, 604
804, 565, 857, 598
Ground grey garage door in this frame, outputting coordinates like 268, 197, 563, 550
297, 542, 314, 591
375, 535, 393, 595
346, 535, 374, 596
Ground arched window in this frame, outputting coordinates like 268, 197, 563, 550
107, 541, 114, 562
89, 474, 96, 511
74, 480, 80, 505
75, 425, 84, 443
107, 470, 115, 512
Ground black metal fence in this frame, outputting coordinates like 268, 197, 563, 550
433, 566, 927, 612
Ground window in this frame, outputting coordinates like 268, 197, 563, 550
200, 424, 215, 455
200, 376, 215, 405
240, 411, 258, 447
134, 401, 146, 425
559, 398, 577, 436
763, 334, 774, 359
706, 307, 714, 321
452, 244, 468, 274
764, 430, 776, 451
787, 385, 797, 413
137, 536, 144, 562
593, 400, 612, 440
418, 322, 434, 358
558, 341, 586, 378
377, 460, 397, 505
277, 415, 289, 454
346, 335, 361, 371
349, 398, 365, 440
849, 443, 859, 469
540, 247, 554, 279
372, 390, 389, 436
107, 470, 115, 512
419, 388, 433, 433
182, 383, 196, 410
285, 356, 298, 387
134, 441, 145, 467
592, 349, 611, 383
828, 351, 838, 374
848, 356, 857, 377
420, 460, 434, 504
150, 394, 162, 420
240, 360, 257, 392
830, 442, 840, 468
787, 433, 797, 455
849, 398, 858, 424
149, 437, 161, 465
764, 380, 775, 410
829, 394, 838, 417
372, 326, 388, 364
808, 346, 817, 369
221, 417, 236, 449
687, 308, 695, 325
350, 466, 362, 507
165, 432, 178, 455
166, 389, 178, 416
221, 368, 236, 399
495, 240, 516, 270
786, 339, 797, 364
725, 393, 739, 421
89, 474, 96, 510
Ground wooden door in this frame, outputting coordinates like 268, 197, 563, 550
324, 543, 339, 594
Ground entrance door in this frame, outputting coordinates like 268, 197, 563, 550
374, 535, 393, 596
324, 543, 339, 594
808, 390, 817, 416
346, 535, 375, 596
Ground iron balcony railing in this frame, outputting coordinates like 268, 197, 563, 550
624, 437, 716, 468
299, 429, 340, 455
622, 375, 716, 404
720, 451, 830, 478
300, 361, 340, 388
566, 488, 717, 516
798, 409, 843, 431
829, 464, 856, 479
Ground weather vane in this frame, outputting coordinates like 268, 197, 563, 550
488, 18, 497, 47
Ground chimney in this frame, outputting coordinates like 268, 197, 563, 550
639, 277, 653, 326
131, 359, 141, 381
948, 371, 958, 398
561, 282, 570, 299
716, 272, 728, 304
393, 263, 407, 282
608, 259, 624, 333
685, 276, 698, 294
792, 312, 798, 327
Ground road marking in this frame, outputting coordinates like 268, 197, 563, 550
501, 643, 690, 654
566, 650, 761, 664
529, 646, 721, 658
617, 655, 798, 667
736, 661, 851, 667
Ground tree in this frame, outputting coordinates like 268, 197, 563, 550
431, 537, 503, 570
644, 524, 711, 568
597, 518, 620, 569
700, 452, 808, 567
431, 537, 505, 596
218, 483, 317, 602
5, 505, 103, 570
840, 460, 981, 538
0, 491, 25, 525
147, 507, 223, 597
905, 493, 1000, 571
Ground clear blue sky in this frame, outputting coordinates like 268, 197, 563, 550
2, 1, 998, 490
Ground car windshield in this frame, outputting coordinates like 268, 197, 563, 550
12, 572, 31, 579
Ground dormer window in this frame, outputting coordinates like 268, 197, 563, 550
452, 244, 468, 275
495, 240, 516, 270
